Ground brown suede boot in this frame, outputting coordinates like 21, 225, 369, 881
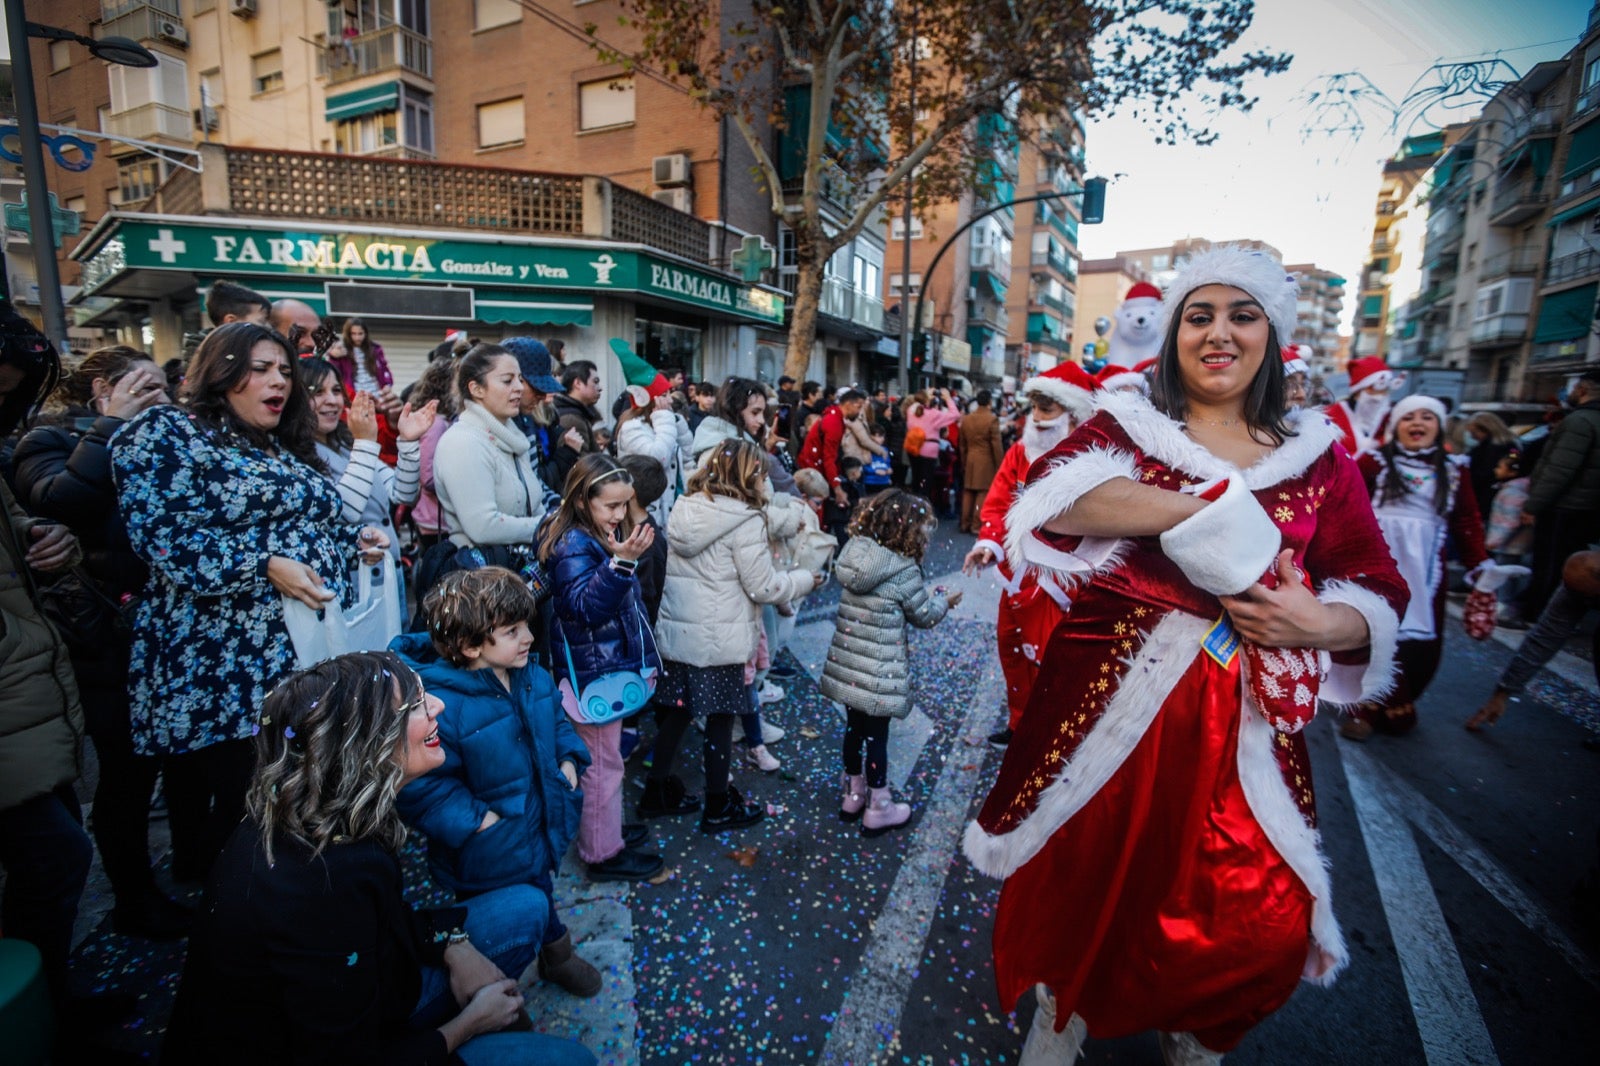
536, 931, 602, 997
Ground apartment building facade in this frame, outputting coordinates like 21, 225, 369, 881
1284, 263, 1346, 376
1004, 123, 1087, 383
12, 0, 888, 388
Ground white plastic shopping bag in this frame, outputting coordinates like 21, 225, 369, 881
283, 554, 402, 668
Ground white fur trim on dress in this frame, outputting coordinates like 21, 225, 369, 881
1023, 376, 1096, 423
1159, 477, 1282, 596
1096, 390, 1342, 490
1158, 244, 1300, 343
1235, 693, 1348, 985
964, 611, 1213, 878
1315, 579, 1401, 707
1002, 446, 1140, 587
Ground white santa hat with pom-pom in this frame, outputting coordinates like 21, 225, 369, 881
1159, 245, 1300, 343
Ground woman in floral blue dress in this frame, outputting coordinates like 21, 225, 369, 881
111, 322, 388, 879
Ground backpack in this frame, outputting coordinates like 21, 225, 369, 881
903, 424, 926, 456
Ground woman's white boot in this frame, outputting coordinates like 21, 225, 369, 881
1158, 1030, 1223, 1065
1018, 984, 1086, 1065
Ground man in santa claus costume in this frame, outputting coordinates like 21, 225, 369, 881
1326, 356, 1396, 455
962, 362, 1100, 747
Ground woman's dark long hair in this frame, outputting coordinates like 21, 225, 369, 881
181, 321, 323, 469
715, 376, 767, 438
1149, 305, 1295, 446
298, 356, 353, 452
1377, 435, 1452, 515
0, 299, 61, 437
339, 317, 381, 382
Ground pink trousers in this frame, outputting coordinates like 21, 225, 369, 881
573, 720, 624, 864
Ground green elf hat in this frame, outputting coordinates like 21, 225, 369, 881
609, 337, 671, 409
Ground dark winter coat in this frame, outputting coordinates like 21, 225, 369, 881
1526, 402, 1600, 517
392, 633, 589, 896
634, 514, 668, 625
546, 527, 662, 689
11, 409, 147, 597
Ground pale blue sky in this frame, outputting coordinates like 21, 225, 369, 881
1079, 0, 1594, 302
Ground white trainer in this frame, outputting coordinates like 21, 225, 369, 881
744, 744, 781, 772
757, 680, 786, 704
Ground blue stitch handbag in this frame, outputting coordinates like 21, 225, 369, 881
557, 609, 656, 726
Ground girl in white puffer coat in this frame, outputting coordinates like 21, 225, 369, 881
646, 440, 822, 833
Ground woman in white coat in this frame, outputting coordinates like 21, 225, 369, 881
615, 387, 693, 527
432, 344, 549, 555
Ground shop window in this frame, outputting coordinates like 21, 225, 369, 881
579, 77, 635, 131
252, 50, 284, 95
477, 97, 525, 149
475, 0, 521, 30
634, 319, 703, 381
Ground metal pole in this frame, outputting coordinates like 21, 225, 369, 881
4, 0, 71, 350
896, 2, 917, 396
911, 188, 1091, 377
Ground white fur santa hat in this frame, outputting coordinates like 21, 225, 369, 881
1022, 361, 1098, 422
1158, 244, 1300, 343
1095, 362, 1148, 394
1345, 356, 1395, 395
1282, 344, 1311, 377
1388, 392, 1447, 425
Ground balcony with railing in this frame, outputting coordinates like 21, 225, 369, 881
1426, 209, 1464, 251
1569, 80, 1600, 129
1469, 314, 1529, 347
1543, 247, 1600, 287
139, 144, 715, 265
1481, 246, 1544, 279
1489, 173, 1552, 226
818, 276, 884, 332
970, 244, 1009, 279
105, 102, 191, 143
97, 0, 185, 44
1504, 105, 1563, 147
325, 25, 433, 86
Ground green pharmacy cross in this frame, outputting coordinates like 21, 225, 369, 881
730, 234, 775, 283
3, 192, 82, 249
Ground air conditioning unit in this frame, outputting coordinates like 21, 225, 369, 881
193, 105, 220, 132
156, 19, 188, 46
653, 187, 692, 213
652, 154, 691, 187
230, 0, 258, 17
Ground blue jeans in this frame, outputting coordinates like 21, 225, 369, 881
1499, 583, 1597, 693
411, 884, 593, 1065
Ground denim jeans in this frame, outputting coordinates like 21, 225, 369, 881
0, 785, 93, 1000
411, 884, 593, 1064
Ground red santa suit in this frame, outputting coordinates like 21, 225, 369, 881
975, 364, 1100, 731
1326, 357, 1396, 456
964, 389, 1407, 1052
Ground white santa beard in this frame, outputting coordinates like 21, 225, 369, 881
1023, 415, 1072, 461
1353, 390, 1390, 439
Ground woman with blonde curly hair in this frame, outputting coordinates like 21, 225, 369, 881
164, 650, 595, 1066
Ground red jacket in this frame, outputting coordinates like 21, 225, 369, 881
798, 404, 847, 486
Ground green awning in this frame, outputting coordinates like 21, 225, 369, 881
1530, 138, 1555, 179
326, 82, 401, 122
474, 291, 593, 327
1361, 294, 1384, 316
1562, 122, 1600, 180
1532, 283, 1597, 343
1545, 198, 1600, 228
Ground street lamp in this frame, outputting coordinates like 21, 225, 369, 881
3, 1, 158, 349
908, 176, 1107, 386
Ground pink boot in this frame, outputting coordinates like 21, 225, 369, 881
861, 786, 910, 837
839, 774, 867, 822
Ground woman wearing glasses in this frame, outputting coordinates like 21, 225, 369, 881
164, 651, 595, 1066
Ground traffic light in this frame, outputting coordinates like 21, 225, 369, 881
1081, 176, 1107, 225
910, 332, 928, 371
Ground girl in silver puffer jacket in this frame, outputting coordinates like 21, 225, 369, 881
820, 490, 961, 836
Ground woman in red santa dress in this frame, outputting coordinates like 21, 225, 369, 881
963, 363, 1101, 747
963, 246, 1409, 1065
1339, 393, 1488, 740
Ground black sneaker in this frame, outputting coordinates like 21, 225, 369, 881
699, 786, 765, 833
587, 847, 665, 882
637, 774, 702, 818
767, 662, 801, 681
987, 728, 1013, 748
622, 822, 650, 848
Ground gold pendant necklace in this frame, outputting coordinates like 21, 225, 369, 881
1186, 415, 1241, 428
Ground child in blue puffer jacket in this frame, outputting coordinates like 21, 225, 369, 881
392, 567, 599, 997
539, 454, 665, 885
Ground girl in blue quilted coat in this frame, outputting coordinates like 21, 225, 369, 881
538, 454, 664, 884
394, 567, 600, 997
